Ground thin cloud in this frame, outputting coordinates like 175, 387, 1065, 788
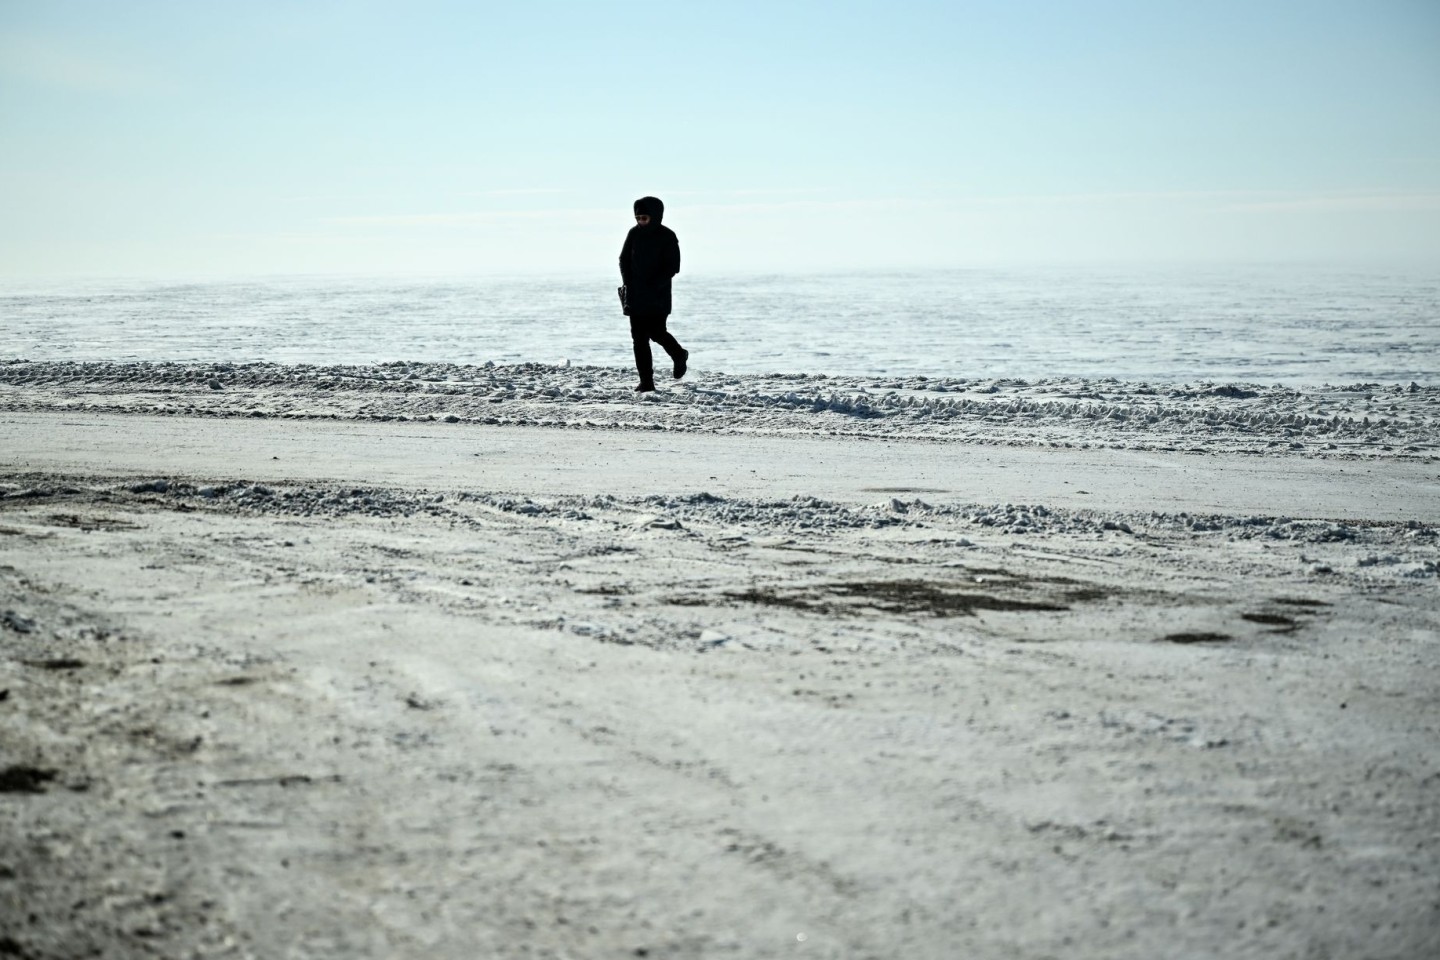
927, 190, 1440, 213
716, 187, 831, 198
460, 188, 573, 198
688, 191, 1269, 214
315, 189, 1440, 229
679, 189, 829, 201
322, 208, 613, 226
682, 197, 907, 214
281, 189, 569, 204
210, 231, 393, 246
1220, 193, 1440, 213
934, 190, 1271, 207
279, 193, 409, 204
628, 187, 830, 200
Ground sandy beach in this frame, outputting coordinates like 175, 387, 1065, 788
2, 361, 1438, 959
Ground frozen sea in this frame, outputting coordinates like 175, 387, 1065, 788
4, 265, 1437, 385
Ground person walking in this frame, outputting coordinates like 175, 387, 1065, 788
619, 196, 687, 392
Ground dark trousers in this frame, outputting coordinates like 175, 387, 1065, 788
629, 312, 684, 383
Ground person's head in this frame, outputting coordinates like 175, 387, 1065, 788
633, 196, 664, 226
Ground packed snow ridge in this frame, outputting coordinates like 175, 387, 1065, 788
2, 359, 1436, 459
3, 477, 1437, 582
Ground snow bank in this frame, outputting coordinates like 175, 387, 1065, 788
2, 360, 1436, 459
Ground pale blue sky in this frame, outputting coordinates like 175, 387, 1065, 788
2, 0, 1437, 276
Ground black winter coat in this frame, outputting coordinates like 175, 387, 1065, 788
619, 222, 680, 317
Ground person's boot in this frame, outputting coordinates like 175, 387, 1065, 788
673, 348, 689, 380
634, 381, 656, 393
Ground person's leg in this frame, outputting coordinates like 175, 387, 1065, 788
629, 315, 655, 388
649, 318, 688, 379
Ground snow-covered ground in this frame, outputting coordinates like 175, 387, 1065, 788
4, 359, 1439, 457
1, 361, 1437, 958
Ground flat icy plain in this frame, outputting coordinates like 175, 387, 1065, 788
2, 361, 1437, 959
